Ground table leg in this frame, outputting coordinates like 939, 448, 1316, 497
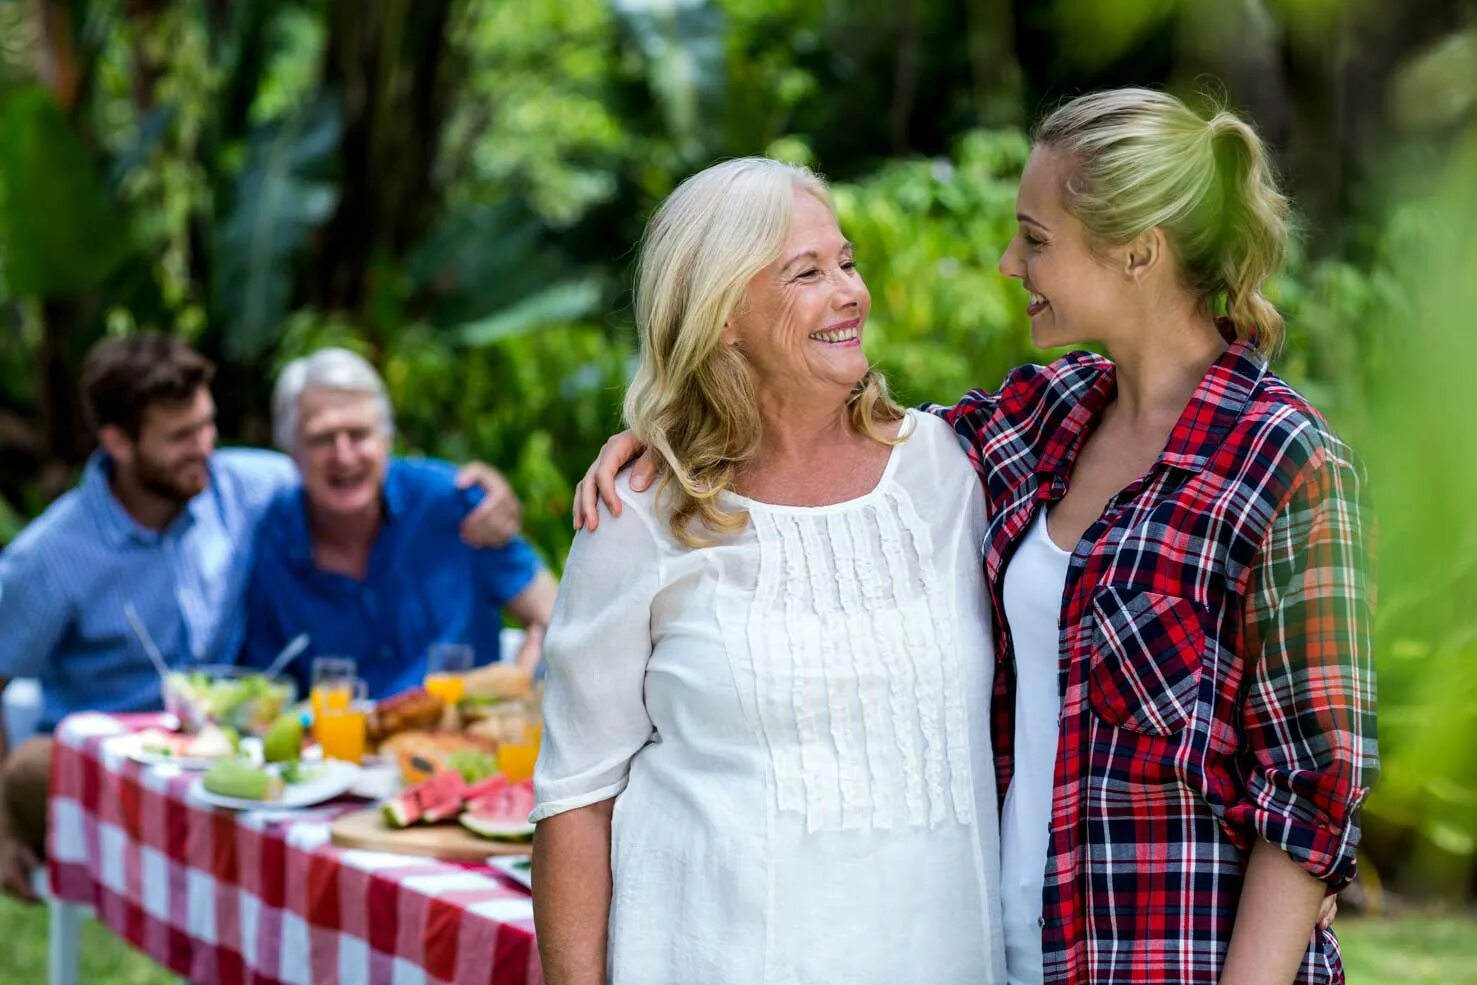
46, 898, 84, 985
31, 868, 84, 985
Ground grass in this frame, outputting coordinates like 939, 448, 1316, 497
0, 896, 1472, 983
0, 895, 178, 984
1338, 911, 1477, 984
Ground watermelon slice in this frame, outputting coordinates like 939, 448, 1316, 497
462, 775, 510, 803
460, 776, 537, 842
380, 770, 467, 829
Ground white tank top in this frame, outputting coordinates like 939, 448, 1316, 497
999, 508, 1072, 985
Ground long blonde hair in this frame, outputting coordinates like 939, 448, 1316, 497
1034, 88, 1291, 356
624, 157, 903, 547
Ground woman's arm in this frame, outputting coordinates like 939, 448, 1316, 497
1219, 840, 1328, 985
534, 800, 616, 985
1224, 443, 1376, 977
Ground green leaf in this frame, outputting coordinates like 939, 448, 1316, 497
455, 277, 605, 347
407, 200, 574, 326
0, 87, 132, 298
611, 0, 727, 160
212, 96, 341, 359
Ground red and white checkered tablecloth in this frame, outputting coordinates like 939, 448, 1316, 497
46, 712, 543, 985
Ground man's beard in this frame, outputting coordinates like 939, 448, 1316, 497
133, 449, 208, 503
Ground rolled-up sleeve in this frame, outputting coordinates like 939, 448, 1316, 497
1228, 449, 1378, 889
529, 503, 662, 823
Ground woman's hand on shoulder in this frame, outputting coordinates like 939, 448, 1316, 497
572, 430, 657, 531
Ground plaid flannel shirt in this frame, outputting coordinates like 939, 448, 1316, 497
932, 327, 1378, 984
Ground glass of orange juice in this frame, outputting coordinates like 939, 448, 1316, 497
491, 695, 543, 783
316, 676, 369, 764
424, 643, 473, 705
311, 656, 357, 744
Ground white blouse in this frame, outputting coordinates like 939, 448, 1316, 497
533, 411, 1005, 985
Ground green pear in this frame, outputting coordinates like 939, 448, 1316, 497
262, 713, 304, 765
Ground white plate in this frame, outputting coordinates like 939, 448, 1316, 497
111, 731, 238, 771
189, 759, 361, 811
348, 761, 402, 801
486, 854, 533, 891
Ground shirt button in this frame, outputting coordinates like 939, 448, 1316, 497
1038, 917, 1046, 929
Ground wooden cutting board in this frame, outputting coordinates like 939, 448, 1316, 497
329, 808, 532, 861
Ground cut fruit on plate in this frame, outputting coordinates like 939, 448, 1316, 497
116, 725, 239, 770
190, 759, 360, 811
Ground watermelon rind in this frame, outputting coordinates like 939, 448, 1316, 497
460, 812, 535, 842
381, 797, 418, 829
380, 769, 466, 828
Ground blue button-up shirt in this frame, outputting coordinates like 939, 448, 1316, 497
0, 449, 296, 732
239, 458, 543, 699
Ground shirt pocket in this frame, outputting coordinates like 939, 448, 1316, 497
1087, 586, 1205, 736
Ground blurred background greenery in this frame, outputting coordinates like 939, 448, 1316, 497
1, 0, 1474, 945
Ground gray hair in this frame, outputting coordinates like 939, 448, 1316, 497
272, 347, 395, 452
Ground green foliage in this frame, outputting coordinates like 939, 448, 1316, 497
1331, 134, 1477, 897
442, 0, 630, 225
212, 96, 341, 358
0, 0, 1474, 908
832, 129, 1049, 405
0, 87, 130, 297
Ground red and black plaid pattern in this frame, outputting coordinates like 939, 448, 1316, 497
931, 325, 1377, 984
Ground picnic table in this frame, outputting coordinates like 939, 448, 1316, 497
45, 712, 542, 985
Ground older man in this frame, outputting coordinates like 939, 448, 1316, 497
239, 348, 557, 699
0, 333, 523, 901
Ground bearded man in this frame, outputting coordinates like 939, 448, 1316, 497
0, 333, 521, 899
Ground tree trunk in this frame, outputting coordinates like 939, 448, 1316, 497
314, 0, 457, 332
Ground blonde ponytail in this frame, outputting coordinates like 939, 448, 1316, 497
1205, 112, 1289, 354
1035, 88, 1291, 357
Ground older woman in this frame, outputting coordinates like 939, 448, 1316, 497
576, 89, 1373, 985
239, 348, 558, 698
531, 159, 1006, 984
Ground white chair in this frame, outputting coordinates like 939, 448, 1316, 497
2, 677, 43, 750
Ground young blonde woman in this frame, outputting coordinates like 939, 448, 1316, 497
532, 159, 1006, 984
574, 88, 1375, 985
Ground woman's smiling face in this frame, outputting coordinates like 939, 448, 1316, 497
999, 146, 1133, 350
724, 188, 872, 403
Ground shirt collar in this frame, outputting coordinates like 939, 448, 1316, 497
83, 451, 208, 547
1035, 362, 1117, 487
284, 460, 402, 566
1157, 321, 1266, 472
1035, 320, 1266, 486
